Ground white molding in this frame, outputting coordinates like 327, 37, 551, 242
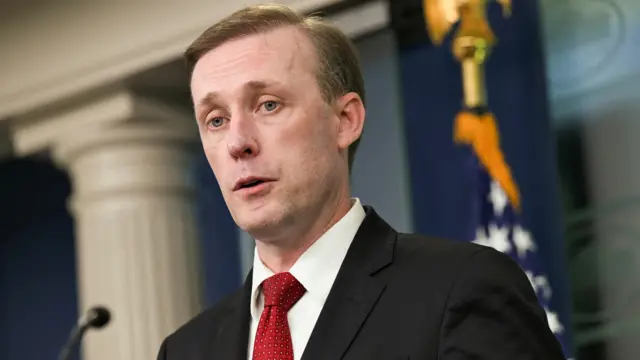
11, 88, 195, 156
0, 0, 388, 122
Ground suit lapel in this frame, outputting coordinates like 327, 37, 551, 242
209, 271, 253, 360
301, 207, 396, 360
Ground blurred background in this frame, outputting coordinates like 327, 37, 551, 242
0, 0, 638, 359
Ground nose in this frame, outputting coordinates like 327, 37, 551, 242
226, 114, 259, 160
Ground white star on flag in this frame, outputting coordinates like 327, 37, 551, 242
487, 223, 511, 253
488, 181, 508, 216
545, 309, 564, 335
473, 223, 511, 253
512, 225, 536, 259
533, 274, 552, 300
524, 271, 553, 301
473, 227, 491, 247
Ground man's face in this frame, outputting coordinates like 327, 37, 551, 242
190, 26, 350, 240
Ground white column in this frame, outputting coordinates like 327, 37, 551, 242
53, 116, 204, 360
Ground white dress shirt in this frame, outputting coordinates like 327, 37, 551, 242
247, 198, 366, 360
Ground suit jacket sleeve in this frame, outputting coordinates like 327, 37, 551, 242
439, 246, 566, 360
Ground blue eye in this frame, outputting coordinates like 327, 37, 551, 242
262, 101, 279, 112
207, 117, 225, 128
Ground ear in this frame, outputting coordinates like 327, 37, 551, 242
334, 92, 365, 152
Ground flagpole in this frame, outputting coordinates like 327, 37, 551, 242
423, 0, 520, 211
455, 36, 487, 109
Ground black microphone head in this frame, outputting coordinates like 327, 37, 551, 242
86, 306, 111, 329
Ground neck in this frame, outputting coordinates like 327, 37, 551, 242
255, 189, 353, 274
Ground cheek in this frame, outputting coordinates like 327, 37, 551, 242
202, 141, 226, 179
276, 114, 335, 170
279, 108, 334, 147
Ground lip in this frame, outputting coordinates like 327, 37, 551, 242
235, 181, 272, 198
232, 176, 275, 192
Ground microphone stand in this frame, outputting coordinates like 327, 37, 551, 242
58, 306, 111, 360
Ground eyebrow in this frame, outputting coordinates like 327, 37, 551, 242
195, 80, 283, 120
195, 92, 222, 123
197, 92, 223, 113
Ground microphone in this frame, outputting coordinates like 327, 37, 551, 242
58, 306, 111, 360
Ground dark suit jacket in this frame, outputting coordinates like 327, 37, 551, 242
157, 206, 566, 359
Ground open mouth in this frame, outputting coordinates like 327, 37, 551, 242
238, 179, 265, 189
234, 177, 272, 192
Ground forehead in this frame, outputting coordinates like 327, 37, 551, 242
190, 26, 318, 98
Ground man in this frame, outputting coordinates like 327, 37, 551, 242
157, 3, 566, 360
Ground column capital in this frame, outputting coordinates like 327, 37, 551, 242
52, 119, 198, 170
11, 87, 197, 157
40, 89, 202, 215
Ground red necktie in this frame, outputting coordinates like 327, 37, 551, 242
252, 272, 306, 360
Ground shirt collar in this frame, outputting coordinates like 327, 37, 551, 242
249, 198, 366, 320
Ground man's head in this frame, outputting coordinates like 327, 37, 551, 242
185, 3, 366, 242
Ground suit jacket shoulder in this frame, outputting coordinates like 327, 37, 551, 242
389, 231, 489, 296
327, 218, 565, 360
157, 287, 247, 360
395, 232, 485, 270
391, 232, 564, 359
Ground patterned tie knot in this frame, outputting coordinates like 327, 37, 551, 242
261, 272, 305, 312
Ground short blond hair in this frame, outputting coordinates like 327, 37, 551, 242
184, 3, 365, 170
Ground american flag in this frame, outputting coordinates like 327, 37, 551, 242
470, 159, 573, 359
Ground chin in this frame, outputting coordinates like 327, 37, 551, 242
234, 202, 292, 239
